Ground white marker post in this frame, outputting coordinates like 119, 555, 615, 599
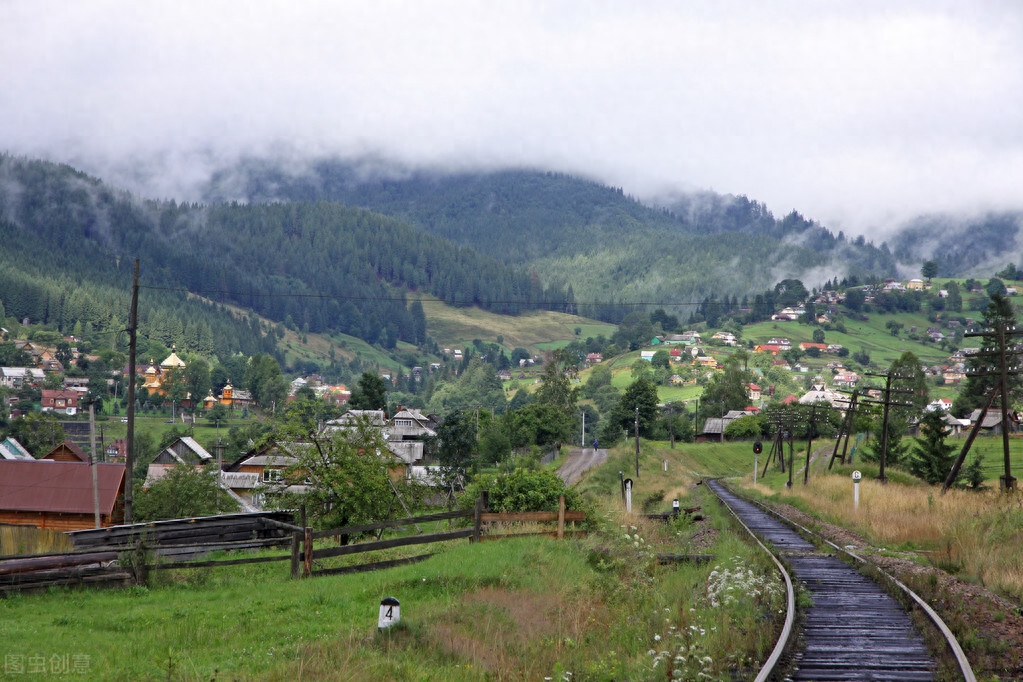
378, 596, 400, 630
852, 470, 862, 511
672, 498, 680, 519
623, 478, 633, 514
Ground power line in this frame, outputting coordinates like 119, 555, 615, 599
139, 284, 742, 310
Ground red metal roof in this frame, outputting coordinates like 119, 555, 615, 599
0, 461, 125, 515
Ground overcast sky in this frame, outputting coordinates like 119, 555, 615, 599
3, 1, 1022, 236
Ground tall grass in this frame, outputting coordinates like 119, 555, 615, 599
748, 470, 1023, 601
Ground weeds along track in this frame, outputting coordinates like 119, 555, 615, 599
706, 480, 975, 682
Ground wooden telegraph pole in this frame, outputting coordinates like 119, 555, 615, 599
942, 321, 1023, 492
634, 407, 640, 477
125, 259, 139, 524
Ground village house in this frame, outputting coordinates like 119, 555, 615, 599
145, 436, 213, 486
41, 389, 80, 415
585, 352, 603, 364
0, 437, 34, 461
799, 382, 848, 410
0, 460, 126, 530
383, 407, 438, 465
0, 367, 45, 389
832, 370, 859, 388
42, 440, 89, 463
711, 331, 737, 346
748, 383, 762, 401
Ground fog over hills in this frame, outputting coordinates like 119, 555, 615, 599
3, 3, 1022, 243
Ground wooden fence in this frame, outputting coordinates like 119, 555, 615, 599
1, 524, 73, 557
292, 495, 585, 578
0, 499, 585, 592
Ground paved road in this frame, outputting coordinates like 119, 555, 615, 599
557, 447, 608, 485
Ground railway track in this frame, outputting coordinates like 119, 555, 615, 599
706, 480, 975, 681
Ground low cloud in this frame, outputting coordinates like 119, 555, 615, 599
3, 1, 1022, 236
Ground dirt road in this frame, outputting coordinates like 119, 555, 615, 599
557, 447, 608, 485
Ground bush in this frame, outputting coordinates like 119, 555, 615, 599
724, 414, 765, 439
459, 467, 581, 512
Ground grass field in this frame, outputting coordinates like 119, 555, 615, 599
0, 483, 786, 681
422, 297, 615, 354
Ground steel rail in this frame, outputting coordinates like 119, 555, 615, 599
710, 480, 976, 682
708, 481, 796, 682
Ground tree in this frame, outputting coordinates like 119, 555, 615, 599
582, 363, 613, 398
606, 377, 660, 440
435, 409, 479, 493
945, 281, 963, 312
908, 410, 956, 484
812, 328, 826, 344
507, 402, 574, 449
246, 354, 288, 411
534, 350, 578, 414
268, 415, 420, 531
184, 358, 211, 405
651, 349, 671, 369
7, 412, 65, 456
206, 402, 228, 426
921, 260, 938, 283
889, 351, 928, 418
701, 357, 750, 415
55, 341, 74, 369
349, 371, 388, 411
862, 415, 910, 467
774, 279, 808, 307
133, 464, 239, 522
986, 278, 1007, 298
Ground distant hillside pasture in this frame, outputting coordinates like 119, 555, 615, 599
423, 298, 614, 353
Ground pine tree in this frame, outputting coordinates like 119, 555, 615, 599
908, 410, 956, 484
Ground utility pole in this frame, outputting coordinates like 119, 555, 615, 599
581, 410, 585, 448
668, 403, 675, 449
720, 401, 725, 443
943, 322, 1023, 491
634, 406, 640, 477
125, 258, 139, 525
89, 399, 100, 529
863, 371, 915, 484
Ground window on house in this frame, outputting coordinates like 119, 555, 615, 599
263, 469, 283, 483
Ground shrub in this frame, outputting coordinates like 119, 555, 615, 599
459, 467, 581, 512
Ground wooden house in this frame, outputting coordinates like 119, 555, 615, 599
42, 440, 89, 463
145, 436, 213, 486
0, 460, 126, 530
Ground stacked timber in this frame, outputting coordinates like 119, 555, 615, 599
68, 511, 297, 559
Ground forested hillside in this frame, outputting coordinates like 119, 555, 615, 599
0, 155, 575, 357
203, 158, 903, 316
889, 212, 1023, 277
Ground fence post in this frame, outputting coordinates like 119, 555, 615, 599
303, 527, 313, 577
472, 496, 483, 543
290, 532, 301, 579
557, 495, 566, 539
